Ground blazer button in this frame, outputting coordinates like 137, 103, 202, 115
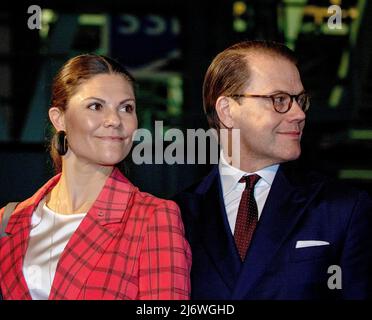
98, 212, 104, 217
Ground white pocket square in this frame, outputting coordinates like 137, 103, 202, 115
295, 240, 330, 249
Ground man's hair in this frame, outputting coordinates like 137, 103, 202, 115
203, 40, 298, 130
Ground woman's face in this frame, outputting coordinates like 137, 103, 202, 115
53, 73, 138, 168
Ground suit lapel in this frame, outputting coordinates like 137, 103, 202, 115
198, 167, 242, 292
231, 164, 324, 299
50, 168, 135, 300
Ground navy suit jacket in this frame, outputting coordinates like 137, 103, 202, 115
174, 163, 372, 300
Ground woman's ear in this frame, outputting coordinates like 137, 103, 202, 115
215, 96, 234, 129
48, 107, 66, 132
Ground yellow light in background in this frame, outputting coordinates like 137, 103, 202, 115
348, 8, 358, 19
330, 0, 342, 5
233, 1, 248, 32
233, 1, 247, 16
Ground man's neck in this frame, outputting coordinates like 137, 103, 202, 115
221, 148, 280, 173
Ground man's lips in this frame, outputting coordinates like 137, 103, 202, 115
277, 131, 302, 137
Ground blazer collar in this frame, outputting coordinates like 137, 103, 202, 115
5, 174, 61, 236
2, 167, 136, 300
86, 167, 137, 226
50, 167, 137, 299
6, 167, 135, 235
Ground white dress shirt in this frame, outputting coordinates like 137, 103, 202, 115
23, 198, 86, 300
218, 151, 279, 234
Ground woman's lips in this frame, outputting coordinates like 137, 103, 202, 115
97, 136, 124, 141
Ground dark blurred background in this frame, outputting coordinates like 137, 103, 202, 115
0, 0, 372, 207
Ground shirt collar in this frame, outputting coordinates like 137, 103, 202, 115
218, 150, 279, 194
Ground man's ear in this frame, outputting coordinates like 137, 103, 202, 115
215, 96, 234, 129
48, 107, 66, 132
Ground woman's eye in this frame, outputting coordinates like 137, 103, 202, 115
120, 104, 134, 113
88, 103, 103, 110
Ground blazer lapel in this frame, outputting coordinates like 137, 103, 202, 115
50, 168, 136, 300
198, 168, 242, 292
1, 204, 33, 299
1, 174, 61, 300
231, 164, 324, 299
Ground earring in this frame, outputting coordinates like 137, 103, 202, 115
55, 130, 68, 156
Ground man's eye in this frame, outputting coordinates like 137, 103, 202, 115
274, 95, 288, 104
298, 94, 308, 104
88, 103, 102, 110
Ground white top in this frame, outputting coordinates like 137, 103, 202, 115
23, 198, 86, 300
218, 151, 279, 234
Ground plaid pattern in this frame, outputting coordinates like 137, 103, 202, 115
0, 168, 191, 300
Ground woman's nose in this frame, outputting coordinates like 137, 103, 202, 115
103, 108, 121, 128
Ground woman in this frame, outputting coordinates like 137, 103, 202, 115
0, 54, 191, 300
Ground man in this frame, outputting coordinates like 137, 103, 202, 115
174, 40, 372, 299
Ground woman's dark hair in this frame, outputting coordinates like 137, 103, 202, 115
49, 54, 135, 173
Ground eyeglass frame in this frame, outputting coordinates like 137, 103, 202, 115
229, 91, 310, 114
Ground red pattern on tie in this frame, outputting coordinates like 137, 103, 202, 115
234, 174, 261, 261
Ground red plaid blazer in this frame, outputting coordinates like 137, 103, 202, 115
0, 168, 191, 300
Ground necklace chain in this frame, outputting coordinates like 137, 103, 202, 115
48, 194, 59, 291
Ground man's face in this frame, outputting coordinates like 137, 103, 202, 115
229, 53, 306, 171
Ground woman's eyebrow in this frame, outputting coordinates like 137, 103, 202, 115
83, 97, 106, 103
118, 98, 136, 104
83, 97, 135, 103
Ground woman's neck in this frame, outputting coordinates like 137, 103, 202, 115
47, 161, 114, 214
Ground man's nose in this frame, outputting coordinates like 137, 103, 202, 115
288, 99, 306, 122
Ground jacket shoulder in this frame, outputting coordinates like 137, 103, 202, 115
131, 188, 180, 217
175, 166, 219, 196
283, 162, 370, 200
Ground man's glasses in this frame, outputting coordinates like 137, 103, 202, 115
230, 91, 310, 114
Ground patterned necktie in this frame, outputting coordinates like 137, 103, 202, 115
234, 174, 261, 261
